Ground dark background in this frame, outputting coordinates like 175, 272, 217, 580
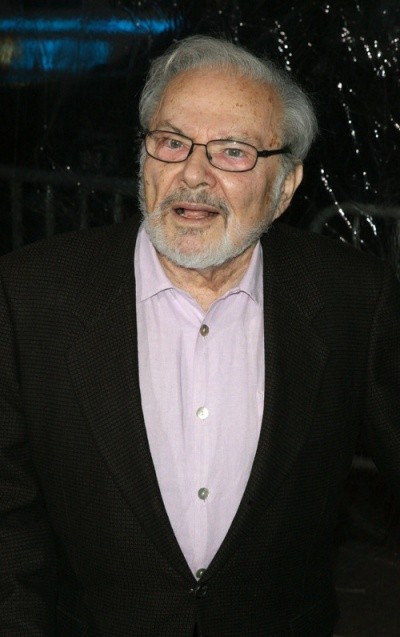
1, 0, 399, 254
0, 2, 399, 634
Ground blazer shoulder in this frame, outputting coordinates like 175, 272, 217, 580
263, 223, 400, 324
267, 222, 391, 283
0, 216, 141, 291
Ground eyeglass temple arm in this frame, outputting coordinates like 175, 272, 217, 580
257, 145, 291, 157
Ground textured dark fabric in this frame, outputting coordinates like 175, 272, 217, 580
0, 215, 399, 636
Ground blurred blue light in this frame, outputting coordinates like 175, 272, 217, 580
11, 38, 112, 73
0, 15, 179, 78
0, 17, 175, 35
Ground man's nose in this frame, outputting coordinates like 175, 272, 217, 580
179, 144, 216, 189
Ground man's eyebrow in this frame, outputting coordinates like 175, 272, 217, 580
217, 134, 256, 143
154, 120, 185, 134
153, 121, 261, 145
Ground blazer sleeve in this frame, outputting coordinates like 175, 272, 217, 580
364, 264, 400, 499
0, 272, 57, 633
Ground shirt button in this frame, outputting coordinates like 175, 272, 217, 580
200, 324, 209, 336
198, 487, 209, 500
196, 568, 206, 579
196, 406, 209, 420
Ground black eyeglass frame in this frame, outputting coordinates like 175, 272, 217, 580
140, 130, 291, 173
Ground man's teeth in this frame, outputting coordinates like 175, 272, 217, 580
175, 208, 216, 217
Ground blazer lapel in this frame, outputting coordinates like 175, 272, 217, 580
66, 220, 193, 582
205, 227, 330, 576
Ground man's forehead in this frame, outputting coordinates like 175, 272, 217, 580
161, 66, 277, 99
151, 67, 282, 138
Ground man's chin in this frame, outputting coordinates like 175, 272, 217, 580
157, 247, 229, 270
150, 235, 250, 270
144, 220, 222, 269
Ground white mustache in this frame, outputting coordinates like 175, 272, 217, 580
158, 190, 231, 217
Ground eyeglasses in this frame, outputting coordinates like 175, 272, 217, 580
142, 130, 291, 173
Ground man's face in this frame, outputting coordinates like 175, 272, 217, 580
140, 67, 302, 269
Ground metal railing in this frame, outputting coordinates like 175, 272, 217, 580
309, 201, 400, 280
0, 163, 137, 253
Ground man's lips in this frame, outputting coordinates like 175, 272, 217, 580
172, 202, 221, 219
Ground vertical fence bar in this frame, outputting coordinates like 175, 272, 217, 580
79, 188, 89, 230
11, 180, 24, 249
45, 184, 55, 237
113, 192, 123, 223
394, 220, 400, 281
352, 213, 361, 249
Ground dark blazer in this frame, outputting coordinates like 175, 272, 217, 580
0, 215, 399, 636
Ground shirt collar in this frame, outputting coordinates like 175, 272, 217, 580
134, 223, 263, 306
233, 238, 263, 305
135, 224, 175, 302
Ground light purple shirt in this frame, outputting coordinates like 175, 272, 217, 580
135, 225, 265, 577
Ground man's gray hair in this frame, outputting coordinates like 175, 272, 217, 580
139, 35, 318, 170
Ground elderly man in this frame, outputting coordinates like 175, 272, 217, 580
0, 35, 399, 637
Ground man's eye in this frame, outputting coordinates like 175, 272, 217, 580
224, 147, 246, 158
164, 137, 184, 150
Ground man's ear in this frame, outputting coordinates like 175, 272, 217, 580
272, 163, 303, 221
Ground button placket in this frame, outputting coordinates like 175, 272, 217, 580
192, 317, 211, 571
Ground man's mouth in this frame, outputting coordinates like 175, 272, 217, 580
173, 202, 220, 219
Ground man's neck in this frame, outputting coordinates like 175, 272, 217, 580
157, 244, 256, 312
